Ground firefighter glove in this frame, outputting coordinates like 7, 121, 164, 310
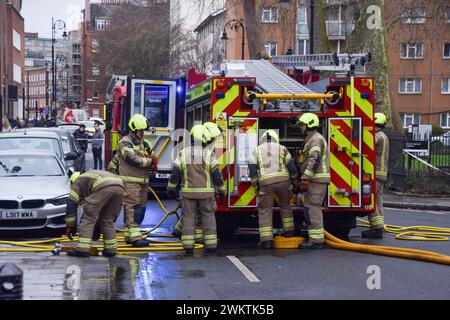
300, 179, 310, 192
291, 179, 300, 194
149, 156, 159, 172
167, 189, 177, 199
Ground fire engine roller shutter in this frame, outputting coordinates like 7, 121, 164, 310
328, 117, 362, 207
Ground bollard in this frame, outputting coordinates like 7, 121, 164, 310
0, 263, 23, 300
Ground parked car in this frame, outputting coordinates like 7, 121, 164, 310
432, 131, 450, 146
0, 130, 80, 170
0, 150, 70, 231
56, 123, 80, 135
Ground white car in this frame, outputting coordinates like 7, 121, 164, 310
0, 150, 70, 231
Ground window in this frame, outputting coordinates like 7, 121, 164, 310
442, 79, 450, 94
25, 59, 33, 67
297, 4, 308, 35
261, 7, 278, 23
143, 85, 170, 128
400, 43, 423, 59
441, 113, 450, 128
444, 43, 450, 59
92, 39, 100, 53
402, 7, 426, 24
264, 42, 277, 57
297, 39, 310, 55
25, 39, 33, 46
95, 19, 110, 31
400, 113, 421, 128
325, 7, 340, 22
399, 78, 422, 94
93, 108, 100, 118
13, 29, 21, 51
445, 7, 450, 23
13, 64, 21, 84
93, 90, 100, 99
92, 63, 100, 76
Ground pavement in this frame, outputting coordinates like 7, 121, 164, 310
384, 191, 450, 211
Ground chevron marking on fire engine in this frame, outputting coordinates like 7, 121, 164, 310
212, 85, 240, 120
330, 123, 361, 167
330, 153, 360, 194
232, 182, 256, 207
363, 129, 375, 151
346, 85, 374, 121
329, 181, 349, 206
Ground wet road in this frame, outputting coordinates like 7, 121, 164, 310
130, 202, 450, 300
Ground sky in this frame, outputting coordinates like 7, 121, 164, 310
22, 0, 86, 37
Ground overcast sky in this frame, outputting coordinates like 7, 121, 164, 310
22, 0, 86, 37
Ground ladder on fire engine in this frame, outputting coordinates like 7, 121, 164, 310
225, 59, 313, 95
271, 53, 371, 73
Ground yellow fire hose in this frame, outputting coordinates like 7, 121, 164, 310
1, 187, 450, 266
357, 218, 450, 241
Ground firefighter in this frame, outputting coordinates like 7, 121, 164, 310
118, 114, 158, 247
249, 130, 297, 249
108, 139, 153, 175
167, 124, 225, 254
297, 113, 330, 249
65, 170, 125, 257
171, 123, 222, 240
363, 113, 389, 239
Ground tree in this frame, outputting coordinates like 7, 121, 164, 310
96, 0, 189, 82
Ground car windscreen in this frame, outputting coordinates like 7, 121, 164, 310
0, 137, 62, 158
0, 155, 65, 177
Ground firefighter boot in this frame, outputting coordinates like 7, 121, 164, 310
103, 251, 116, 258
259, 240, 274, 249
67, 249, 90, 258
131, 239, 150, 247
361, 229, 383, 239
299, 242, 324, 249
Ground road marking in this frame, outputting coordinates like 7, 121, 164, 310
227, 255, 260, 283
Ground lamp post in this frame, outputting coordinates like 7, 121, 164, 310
56, 56, 69, 109
51, 17, 67, 121
220, 19, 246, 60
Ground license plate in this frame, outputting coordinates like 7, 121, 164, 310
156, 173, 170, 179
1, 211, 38, 219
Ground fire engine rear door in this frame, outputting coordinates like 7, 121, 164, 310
228, 117, 258, 208
328, 117, 362, 208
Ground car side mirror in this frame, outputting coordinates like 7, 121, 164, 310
64, 152, 78, 161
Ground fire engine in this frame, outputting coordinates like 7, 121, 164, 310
104, 75, 186, 190
183, 54, 377, 238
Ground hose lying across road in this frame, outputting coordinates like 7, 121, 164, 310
0, 187, 449, 265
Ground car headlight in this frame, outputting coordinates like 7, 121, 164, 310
47, 195, 70, 206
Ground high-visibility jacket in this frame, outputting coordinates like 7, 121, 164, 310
168, 146, 225, 199
299, 131, 330, 184
107, 154, 120, 175
375, 130, 389, 182
117, 133, 152, 185
249, 141, 297, 187
66, 170, 124, 226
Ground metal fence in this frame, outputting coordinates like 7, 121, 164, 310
387, 133, 450, 194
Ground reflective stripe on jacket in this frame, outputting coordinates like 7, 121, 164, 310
299, 131, 330, 183
117, 134, 151, 185
249, 142, 297, 187
70, 170, 124, 204
168, 146, 225, 199
375, 130, 389, 182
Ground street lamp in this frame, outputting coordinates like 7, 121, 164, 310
221, 19, 245, 60
51, 17, 67, 122
56, 56, 70, 109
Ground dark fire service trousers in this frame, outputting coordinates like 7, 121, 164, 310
181, 197, 217, 250
258, 180, 294, 242
304, 182, 328, 244
368, 180, 385, 229
77, 186, 124, 255
123, 183, 148, 243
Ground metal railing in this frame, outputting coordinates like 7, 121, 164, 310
388, 134, 450, 194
